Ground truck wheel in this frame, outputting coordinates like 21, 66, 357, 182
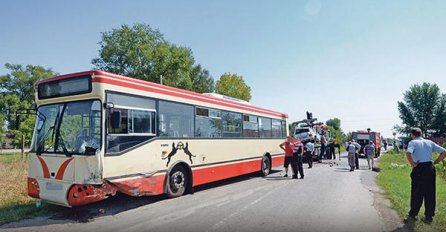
166, 165, 188, 198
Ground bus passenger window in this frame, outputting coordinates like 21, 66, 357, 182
272, 119, 282, 138
259, 117, 272, 138
222, 111, 242, 137
195, 107, 222, 138
158, 101, 194, 138
243, 115, 259, 137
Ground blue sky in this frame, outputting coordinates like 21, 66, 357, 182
1, 0, 446, 137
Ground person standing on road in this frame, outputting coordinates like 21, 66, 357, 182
352, 139, 361, 169
305, 141, 315, 168
328, 138, 336, 160
320, 134, 327, 160
364, 141, 375, 170
383, 140, 388, 151
405, 128, 446, 224
294, 139, 305, 179
280, 136, 297, 178
347, 141, 357, 171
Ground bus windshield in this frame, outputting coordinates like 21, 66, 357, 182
31, 100, 101, 156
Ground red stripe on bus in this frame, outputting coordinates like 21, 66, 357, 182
93, 77, 286, 118
111, 155, 285, 197
192, 159, 262, 186
271, 155, 285, 168
96, 71, 287, 117
36, 156, 51, 178
111, 175, 166, 196
36, 70, 288, 118
55, 158, 74, 180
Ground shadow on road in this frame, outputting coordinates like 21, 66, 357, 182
5, 168, 283, 229
334, 167, 352, 172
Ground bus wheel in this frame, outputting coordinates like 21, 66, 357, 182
261, 156, 271, 177
167, 165, 188, 198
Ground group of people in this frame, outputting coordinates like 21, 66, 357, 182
279, 127, 446, 224
320, 135, 338, 160
346, 139, 376, 171
279, 136, 316, 179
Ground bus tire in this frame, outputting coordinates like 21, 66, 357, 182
260, 155, 271, 177
166, 165, 188, 198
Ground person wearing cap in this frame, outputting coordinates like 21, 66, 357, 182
352, 139, 361, 169
364, 141, 375, 170
280, 136, 297, 178
405, 127, 446, 224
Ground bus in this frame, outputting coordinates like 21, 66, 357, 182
27, 70, 289, 207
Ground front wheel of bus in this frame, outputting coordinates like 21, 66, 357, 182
261, 156, 271, 177
167, 165, 188, 198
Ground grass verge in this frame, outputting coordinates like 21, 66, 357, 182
377, 150, 446, 231
0, 153, 54, 225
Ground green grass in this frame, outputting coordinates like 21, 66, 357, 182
0, 153, 55, 225
377, 150, 446, 231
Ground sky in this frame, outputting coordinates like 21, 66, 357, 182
1, 0, 446, 138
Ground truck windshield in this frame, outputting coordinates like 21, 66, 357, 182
30, 100, 101, 156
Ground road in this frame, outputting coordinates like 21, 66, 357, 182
2, 153, 404, 232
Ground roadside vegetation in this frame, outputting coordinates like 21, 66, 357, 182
377, 150, 446, 231
0, 153, 53, 225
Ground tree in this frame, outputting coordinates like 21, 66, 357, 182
92, 23, 208, 92
0, 113, 4, 147
432, 94, 446, 137
190, 65, 214, 93
397, 83, 441, 136
326, 118, 341, 131
215, 73, 251, 101
0, 63, 56, 146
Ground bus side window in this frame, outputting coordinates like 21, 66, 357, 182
105, 92, 156, 154
158, 101, 194, 138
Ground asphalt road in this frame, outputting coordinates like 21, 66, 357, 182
2, 153, 402, 232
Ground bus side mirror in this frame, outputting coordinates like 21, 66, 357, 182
111, 111, 121, 129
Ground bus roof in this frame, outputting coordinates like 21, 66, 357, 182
37, 70, 288, 119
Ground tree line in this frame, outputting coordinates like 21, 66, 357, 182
396, 82, 446, 138
0, 23, 252, 147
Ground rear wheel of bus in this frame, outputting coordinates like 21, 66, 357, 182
260, 155, 271, 177
166, 165, 188, 198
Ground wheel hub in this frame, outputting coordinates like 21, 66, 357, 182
171, 171, 185, 190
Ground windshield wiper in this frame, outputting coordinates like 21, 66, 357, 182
54, 104, 71, 156
36, 125, 54, 154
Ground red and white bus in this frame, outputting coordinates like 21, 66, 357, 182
27, 70, 288, 207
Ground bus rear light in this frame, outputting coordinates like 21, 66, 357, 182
27, 177, 40, 199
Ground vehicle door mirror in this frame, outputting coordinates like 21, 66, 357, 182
84, 146, 97, 156
110, 111, 121, 129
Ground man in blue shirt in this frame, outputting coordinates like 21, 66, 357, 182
405, 128, 446, 223
305, 141, 315, 168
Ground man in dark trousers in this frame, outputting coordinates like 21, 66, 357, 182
293, 139, 305, 179
352, 139, 361, 169
405, 128, 446, 224
305, 140, 315, 168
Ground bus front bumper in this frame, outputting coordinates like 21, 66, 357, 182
28, 177, 118, 207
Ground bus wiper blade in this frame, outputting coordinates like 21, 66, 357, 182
36, 125, 54, 154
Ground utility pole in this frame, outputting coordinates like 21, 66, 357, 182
21, 134, 25, 159
160, 75, 163, 85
